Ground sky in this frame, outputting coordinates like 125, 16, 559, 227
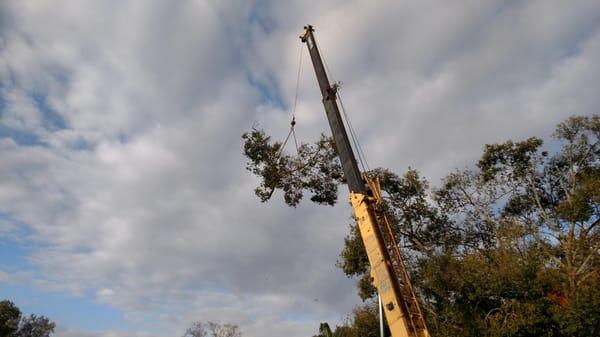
1, 1, 599, 336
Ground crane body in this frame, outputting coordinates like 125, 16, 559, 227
300, 25, 430, 337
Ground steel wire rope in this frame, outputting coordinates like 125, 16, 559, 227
290, 43, 303, 154
275, 43, 304, 159
321, 53, 370, 173
337, 93, 371, 172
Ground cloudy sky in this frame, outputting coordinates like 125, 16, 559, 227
1, 1, 599, 336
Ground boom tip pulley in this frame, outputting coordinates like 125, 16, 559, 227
300, 24, 314, 42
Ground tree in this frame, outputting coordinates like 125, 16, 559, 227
243, 115, 600, 337
312, 301, 385, 337
17, 315, 55, 337
0, 300, 21, 337
242, 129, 343, 207
183, 321, 241, 337
0, 300, 55, 337
418, 115, 600, 337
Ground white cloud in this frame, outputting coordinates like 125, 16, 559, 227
1, 1, 599, 337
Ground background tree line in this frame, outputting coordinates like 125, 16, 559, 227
243, 115, 600, 337
182, 321, 241, 337
1, 301, 241, 337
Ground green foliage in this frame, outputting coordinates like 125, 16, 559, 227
385, 115, 599, 337
337, 224, 376, 300
478, 137, 543, 182
242, 128, 343, 206
18, 315, 55, 337
243, 115, 600, 337
313, 301, 386, 337
0, 300, 55, 337
0, 300, 21, 337
373, 168, 456, 255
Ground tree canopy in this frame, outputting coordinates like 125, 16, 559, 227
182, 321, 242, 337
242, 115, 600, 337
0, 300, 55, 337
312, 301, 385, 337
242, 129, 343, 206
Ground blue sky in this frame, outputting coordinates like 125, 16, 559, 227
1, 1, 600, 337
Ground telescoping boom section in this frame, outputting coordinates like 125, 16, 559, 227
300, 25, 431, 337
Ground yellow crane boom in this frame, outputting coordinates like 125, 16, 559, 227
300, 25, 430, 337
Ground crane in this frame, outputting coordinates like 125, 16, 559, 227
300, 25, 431, 337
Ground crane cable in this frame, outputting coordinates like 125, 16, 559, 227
322, 54, 370, 173
275, 44, 304, 159
338, 92, 370, 172
277, 42, 370, 177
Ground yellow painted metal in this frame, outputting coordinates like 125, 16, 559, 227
350, 191, 430, 337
